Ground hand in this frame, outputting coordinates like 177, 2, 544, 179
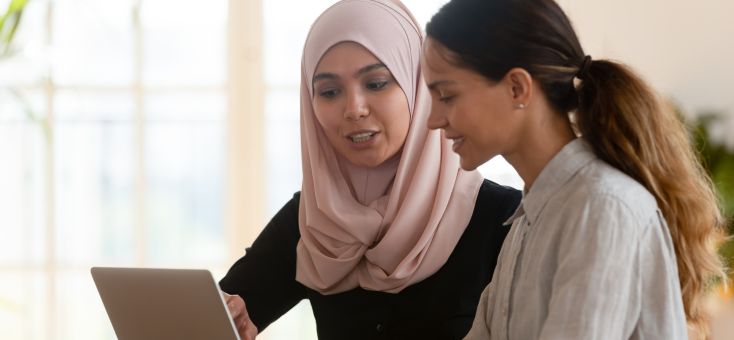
223, 293, 258, 340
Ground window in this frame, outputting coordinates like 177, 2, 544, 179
1, 0, 229, 339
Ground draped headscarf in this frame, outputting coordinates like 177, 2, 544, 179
296, 0, 484, 294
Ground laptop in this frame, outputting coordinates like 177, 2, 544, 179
91, 267, 241, 340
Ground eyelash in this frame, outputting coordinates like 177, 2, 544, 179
366, 79, 389, 90
317, 79, 390, 99
439, 95, 455, 104
319, 88, 340, 98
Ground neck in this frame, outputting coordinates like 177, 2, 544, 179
504, 107, 575, 191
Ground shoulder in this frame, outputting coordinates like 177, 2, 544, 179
277, 191, 301, 220
285, 191, 301, 227
290, 191, 301, 208
477, 178, 522, 199
464, 179, 522, 235
272, 191, 301, 220
564, 159, 659, 229
473, 179, 522, 219
254, 191, 302, 246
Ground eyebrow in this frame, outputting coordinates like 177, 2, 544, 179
312, 63, 387, 83
426, 80, 455, 91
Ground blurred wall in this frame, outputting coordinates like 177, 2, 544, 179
560, 0, 733, 118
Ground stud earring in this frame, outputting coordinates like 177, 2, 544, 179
514, 103, 526, 109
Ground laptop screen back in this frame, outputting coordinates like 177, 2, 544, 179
91, 267, 240, 340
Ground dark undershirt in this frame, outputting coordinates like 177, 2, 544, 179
220, 179, 521, 340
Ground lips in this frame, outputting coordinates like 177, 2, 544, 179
446, 135, 465, 152
346, 130, 379, 143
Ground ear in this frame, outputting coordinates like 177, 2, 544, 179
503, 68, 532, 109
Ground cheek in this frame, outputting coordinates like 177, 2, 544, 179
313, 103, 342, 136
450, 102, 484, 134
452, 96, 510, 145
469, 107, 518, 155
466, 91, 509, 130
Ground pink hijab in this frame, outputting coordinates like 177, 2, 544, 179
296, 0, 484, 294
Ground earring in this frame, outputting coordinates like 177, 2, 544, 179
514, 103, 526, 109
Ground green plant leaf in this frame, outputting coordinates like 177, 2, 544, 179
4, 7, 22, 48
10, 0, 30, 12
0, 0, 28, 54
0, 14, 7, 36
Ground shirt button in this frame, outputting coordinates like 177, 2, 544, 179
376, 323, 384, 332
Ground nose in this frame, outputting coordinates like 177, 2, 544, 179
344, 89, 369, 121
426, 106, 448, 130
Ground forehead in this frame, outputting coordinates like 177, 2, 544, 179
422, 38, 453, 75
315, 42, 382, 73
421, 38, 492, 87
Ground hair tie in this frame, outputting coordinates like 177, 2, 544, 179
577, 55, 593, 79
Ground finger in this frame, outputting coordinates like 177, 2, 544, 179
238, 320, 252, 340
228, 304, 242, 319
244, 321, 258, 340
223, 293, 237, 305
225, 298, 244, 318
237, 326, 248, 340
237, 321, 246, 336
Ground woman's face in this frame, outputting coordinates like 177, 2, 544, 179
312, 42, 411, 168
422, 38, 523, 171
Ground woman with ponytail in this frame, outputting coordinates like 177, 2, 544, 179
422, 0, 727, 339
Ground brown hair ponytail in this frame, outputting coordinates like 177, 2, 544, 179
577, 59, 727, 337
427, 0, 727, 336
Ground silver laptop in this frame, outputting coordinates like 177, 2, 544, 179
91, 267, 241, 340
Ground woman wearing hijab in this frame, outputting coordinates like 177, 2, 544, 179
219, 1, 520, 339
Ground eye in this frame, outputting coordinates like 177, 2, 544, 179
438, 95, 455, 104
318, 87, 340, 99
366, 79, 389, 91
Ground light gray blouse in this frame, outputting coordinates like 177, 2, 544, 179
465, 138, 687, 340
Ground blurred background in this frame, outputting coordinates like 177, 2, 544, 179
0, 0, 731, 339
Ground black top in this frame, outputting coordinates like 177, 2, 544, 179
220, 179, 521, 340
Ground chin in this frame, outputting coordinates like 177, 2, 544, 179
459, 157, 481, 171
346, 155, 383, 168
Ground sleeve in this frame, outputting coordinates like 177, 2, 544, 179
635, 211, 687, 338
219, 193, 307, 332
538, 194, 642, 340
